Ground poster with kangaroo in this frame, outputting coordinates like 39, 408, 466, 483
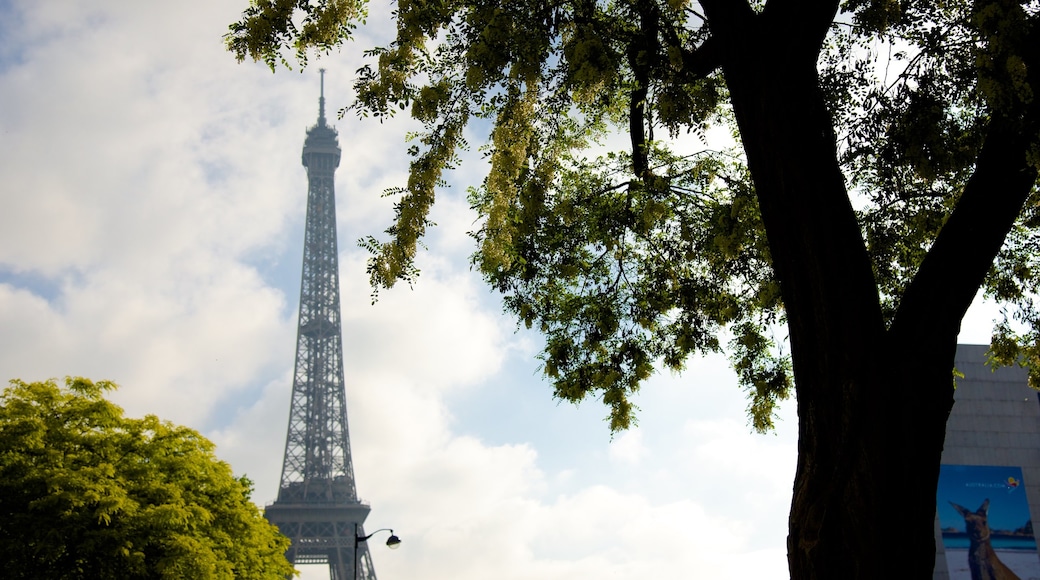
938, 465, 1040, 580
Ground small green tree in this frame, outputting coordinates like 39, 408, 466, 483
0, 377, 295, 580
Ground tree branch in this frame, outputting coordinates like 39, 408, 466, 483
890, 20, 1040, 347
890, 118, 1039, 345
667, 29, 723, 79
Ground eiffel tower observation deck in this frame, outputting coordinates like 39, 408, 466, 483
264, 70, 380, 580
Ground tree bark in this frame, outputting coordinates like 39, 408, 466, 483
699, 2, 1038, 578
722, 45, 956, 580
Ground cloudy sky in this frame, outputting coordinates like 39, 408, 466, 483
0, 2, 1001, 579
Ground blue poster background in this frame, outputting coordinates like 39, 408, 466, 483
937, 464, 1040, 580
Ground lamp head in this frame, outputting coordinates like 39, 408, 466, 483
386, 533, 402, 549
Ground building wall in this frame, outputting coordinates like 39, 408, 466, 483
933, 344, 1040, 579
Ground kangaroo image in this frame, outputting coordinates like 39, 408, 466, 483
950, 499, 1021, 580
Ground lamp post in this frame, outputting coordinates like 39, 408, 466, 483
354, 525, 401, 580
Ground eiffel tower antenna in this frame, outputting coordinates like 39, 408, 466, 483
318, 68, 327, 126
264, 71, 380, 580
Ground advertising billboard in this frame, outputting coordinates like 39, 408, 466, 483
937, 464, 1040, 580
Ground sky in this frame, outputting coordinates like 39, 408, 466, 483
0, 2, 1004, 579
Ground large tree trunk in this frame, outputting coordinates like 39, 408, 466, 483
782, 338, 957, 579
698, 2, 1039, 578
722, 53, 962, 579
720, 52, 960, 577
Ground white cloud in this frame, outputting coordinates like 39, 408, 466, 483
608, 428, 647, 465
339, 250, 514, 393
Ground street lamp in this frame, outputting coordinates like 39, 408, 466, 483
354, 526, 401, 580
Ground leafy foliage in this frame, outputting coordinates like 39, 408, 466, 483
227, 0, 368, 69
227, 0, 1040, 433
0, 378, 294, 580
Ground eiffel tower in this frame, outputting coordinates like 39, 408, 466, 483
264, 70, 380, 580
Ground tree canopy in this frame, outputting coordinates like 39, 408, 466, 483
227, 0, 1040, 577
0, 377, 294, 580
228, 0, 1039, 431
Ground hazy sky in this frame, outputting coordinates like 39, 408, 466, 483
0, 2, 1000, 579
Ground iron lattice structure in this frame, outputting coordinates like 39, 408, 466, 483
265, 70, 378, 580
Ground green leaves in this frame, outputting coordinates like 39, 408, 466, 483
227, 0, 1040, 432
342, 0, 792, 431
468, 144, 787, 431
0, 378, 294, 580
226, 0, 367, 70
